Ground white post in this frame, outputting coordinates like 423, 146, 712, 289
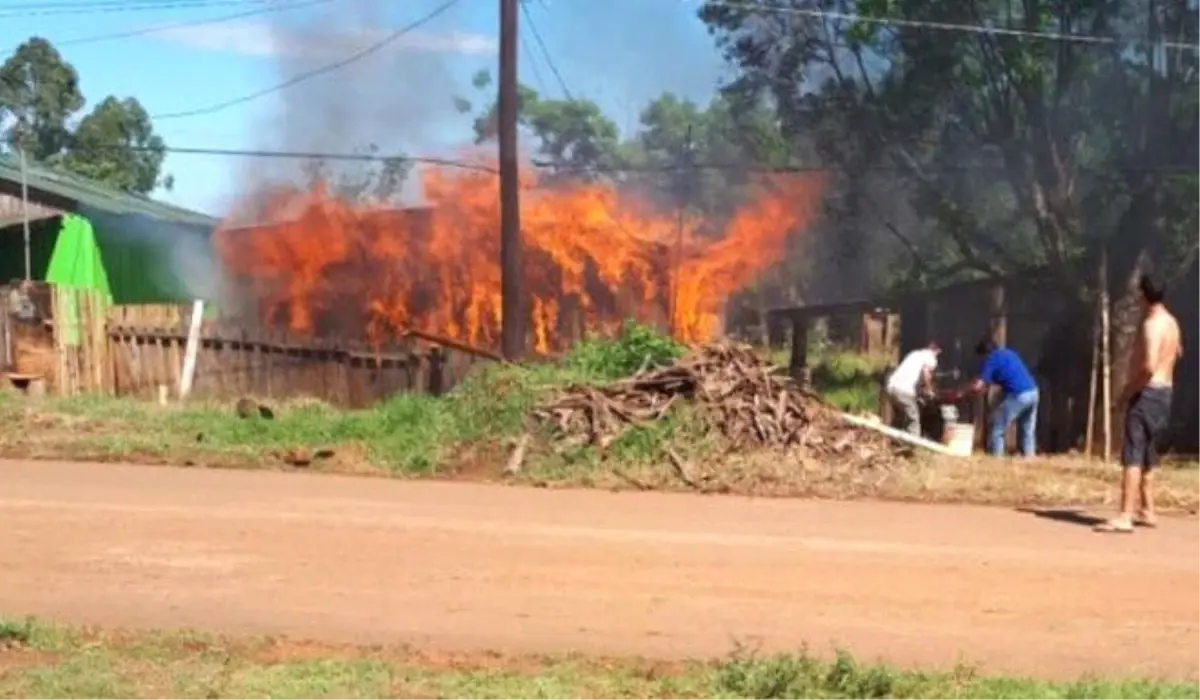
178, 299, 205, 400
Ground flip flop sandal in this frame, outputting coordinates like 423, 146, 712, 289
1134, 516, 1158, 528
1094, 519, 1135, 533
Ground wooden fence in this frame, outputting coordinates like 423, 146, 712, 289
4, 285, 499, 408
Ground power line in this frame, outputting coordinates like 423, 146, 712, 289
9, 0, 264, 8
77, 142, 1199, 176
1, 0, 290, 19
129, 144, 501, 172
50, 0, 335, 48
150, 0, 465, 120
518, 0, 572, 100
700, 0, 1199, 52
520, 22, 550, 95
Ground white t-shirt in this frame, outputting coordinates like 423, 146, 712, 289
887, 348, 938, 395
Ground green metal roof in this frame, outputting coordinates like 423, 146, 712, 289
0, 153, 218, 228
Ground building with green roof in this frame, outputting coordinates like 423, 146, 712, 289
0, 154, 220, 304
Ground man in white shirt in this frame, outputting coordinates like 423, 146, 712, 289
885, 341, 941, 436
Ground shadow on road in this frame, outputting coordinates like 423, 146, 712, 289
1016, 507, 1106, 528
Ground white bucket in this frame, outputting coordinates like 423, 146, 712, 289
947, 423, 975, 457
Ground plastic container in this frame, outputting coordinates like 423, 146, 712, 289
947, 423, 975, 456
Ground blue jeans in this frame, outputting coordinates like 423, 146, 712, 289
990, 389, 1039, 457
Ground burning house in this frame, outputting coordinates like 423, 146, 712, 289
214, 162, 826, 355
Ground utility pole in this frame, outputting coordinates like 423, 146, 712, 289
498, 0, 524, 360
668, 124, 693, 340
15, 120, 32, 281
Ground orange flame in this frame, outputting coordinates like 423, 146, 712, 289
214, 162, 823, 354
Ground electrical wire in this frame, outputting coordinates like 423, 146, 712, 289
1, 0, 292, 19
49, 0, 336, 48
518, 0, 572, 100
142, 144, 500, 172
520, 22, 550, 95
9, 0, 268, 8
700, 0, 1199, 52
150, 0, 465, 120
74, 142, 1199, 177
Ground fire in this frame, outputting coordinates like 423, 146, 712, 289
214, 161, 824, 354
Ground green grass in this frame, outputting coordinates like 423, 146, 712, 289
0, 618, 1193, 699
0, 322, 688, 475
763, 344, 891, 414
0, 336, 939, 472
0, 360, 590, 475
809, 348, 893, 414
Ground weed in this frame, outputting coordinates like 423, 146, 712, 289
565, 321, 685, 380
711, 648, 1199, 699
809, 348, 892, 414
0, 616, 34, 645
1, 619, 1192, 699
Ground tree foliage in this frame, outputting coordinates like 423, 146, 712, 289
456, 70, 796, 228
0, 37, 83, 162
0, 37, 169, 194
459, 69, 624, 176
62, 96, 168, 194
696, 0, 1198, 299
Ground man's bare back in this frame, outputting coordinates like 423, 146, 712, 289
1130, 307, 1181, 389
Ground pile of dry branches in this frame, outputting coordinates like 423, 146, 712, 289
532, 342, 905, 472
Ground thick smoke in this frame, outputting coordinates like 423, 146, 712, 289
216, 0, 490, 318
234, 0, 488, 211
76, 205, 224, 304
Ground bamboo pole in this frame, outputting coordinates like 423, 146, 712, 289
1100, 247, 1112, 463
50, 286, 61, 396
1084, 304, 1100, 458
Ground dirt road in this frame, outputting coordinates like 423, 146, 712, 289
0, 459, 1195, 680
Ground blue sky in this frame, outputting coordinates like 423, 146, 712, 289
2, 0, 727, 217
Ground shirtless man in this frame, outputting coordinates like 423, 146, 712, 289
1096, 274, 1181, 533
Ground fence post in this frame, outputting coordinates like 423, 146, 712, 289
788, 313, 810, 387
428, 346, 445, 396
178, 300, 205, 400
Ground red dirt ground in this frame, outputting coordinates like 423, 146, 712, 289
0, 458, 1196, 680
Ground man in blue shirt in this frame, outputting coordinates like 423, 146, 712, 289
969, 337, 1040, 458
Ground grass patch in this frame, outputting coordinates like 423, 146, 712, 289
0, 360, 588, 476
809, 347, 893, 414
1, 330, 1197, 514
0, 618, 1193, 699
764, 345, 891, 414
565, 321, 686, 379
0, 617, 34, 646
0, 323, 685, 479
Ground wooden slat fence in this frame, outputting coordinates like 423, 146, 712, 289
5, 285, 498, 407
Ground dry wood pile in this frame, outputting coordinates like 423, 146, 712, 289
533, 342, 905, 471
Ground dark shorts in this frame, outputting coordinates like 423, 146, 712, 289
1121, 385, 1173, 469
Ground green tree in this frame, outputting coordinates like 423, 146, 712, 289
631, 90, 797, 229
0, 37, 83, 161
62, 96, 169, 194
698, 0, 1198, 292
0, 36, 172, 195
458, 69, 623, 176
701, 0, 1199, 415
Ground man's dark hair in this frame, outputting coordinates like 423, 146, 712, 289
1139, 274, 1167, 305
928, 340, 941, 352
974, 335, 997, 356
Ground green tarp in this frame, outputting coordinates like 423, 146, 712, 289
45, 214, 112, 345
